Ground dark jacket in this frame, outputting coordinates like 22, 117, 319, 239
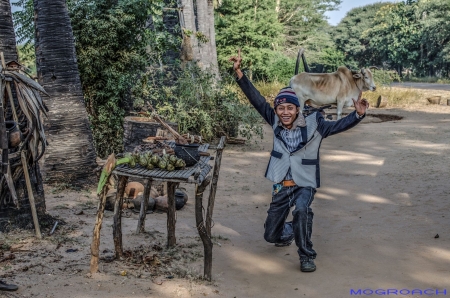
236, 74, 364, 187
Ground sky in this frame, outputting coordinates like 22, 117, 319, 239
325, 0, 395, 26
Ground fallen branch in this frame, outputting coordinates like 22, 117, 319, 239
147, 106, 188, 145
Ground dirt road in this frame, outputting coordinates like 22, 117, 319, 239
392, 82, 450, 91
1, 105, 450, 298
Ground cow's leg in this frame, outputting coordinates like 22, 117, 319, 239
336, 100, 344, 120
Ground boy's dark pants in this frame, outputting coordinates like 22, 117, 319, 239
264, 184, 317, 261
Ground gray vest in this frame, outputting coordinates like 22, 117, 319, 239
265, 112, 323, 188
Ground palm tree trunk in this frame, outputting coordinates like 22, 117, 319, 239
33, 0, 97, 186
0, 0, 18, 62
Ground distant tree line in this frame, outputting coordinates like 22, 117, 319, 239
333, 0, 450, 78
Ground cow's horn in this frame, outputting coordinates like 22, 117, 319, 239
369, 66, 379, 70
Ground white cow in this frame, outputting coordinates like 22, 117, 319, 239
290, 67, 376, 119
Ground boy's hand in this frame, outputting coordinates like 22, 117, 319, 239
229, 48, 243, 79
352, 92, 369, 116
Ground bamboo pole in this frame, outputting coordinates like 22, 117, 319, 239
21, 151, 41, 239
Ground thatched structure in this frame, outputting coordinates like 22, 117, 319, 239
0, 55, 49, 233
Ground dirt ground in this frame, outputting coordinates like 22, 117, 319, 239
1, 101, 450, 298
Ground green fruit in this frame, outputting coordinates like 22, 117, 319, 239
169, 155, 177, 164
139, 155, 148, 167
167, 164, 175, 171
129, 159, 136, 168
175, 159, 184, 168
151, 155, 160, 165
146, 163, 155, 170
144, 152, 151, 160
132, 153, 140, 164
158, 160, 167, 169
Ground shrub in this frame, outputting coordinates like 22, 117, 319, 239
136, 65, 264, 141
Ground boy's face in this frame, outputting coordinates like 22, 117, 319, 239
275, 103, 299, 128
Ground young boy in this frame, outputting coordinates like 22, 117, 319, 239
229, 49, 369, 272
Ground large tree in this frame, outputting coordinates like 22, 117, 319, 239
365, 1, 421, 76
418, 0, 450, 77
0, 0, 19, 62
215, 0, 284, 80
33, 0, 97, 185
333, 2, 390, 67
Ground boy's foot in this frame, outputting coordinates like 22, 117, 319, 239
274, 236, 294, 247
300, 259, 316, 272
0, 280, 18, 291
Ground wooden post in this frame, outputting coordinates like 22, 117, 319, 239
206, 136, 225, 236
0, 54, 18, 123
136, 179, 152, 234
90, 184, 109, 273
376, 95, 388, 108
21, 151, 42, 239
90, 154, 116, 274
113, 176, 128, 258
195, 176, 212, 280
167, 182, 179, 247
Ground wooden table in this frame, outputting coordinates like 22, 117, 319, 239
90, 137, 225, 281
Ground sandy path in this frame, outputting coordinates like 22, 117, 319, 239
392, 82, 450, 91
1, 106, 450, 298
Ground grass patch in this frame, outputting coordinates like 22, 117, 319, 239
253, 81, 285, 103
233, 79, 427, 109
211, 234, 229, 241
363, 87, 424, 108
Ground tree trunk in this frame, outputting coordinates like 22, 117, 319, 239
196, 0, 210, 69
207, 0, 219, 75
0, 0, 18, 62
180, 0, 200, 62
34, 0, 97, 186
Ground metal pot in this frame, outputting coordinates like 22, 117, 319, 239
5, 121, 22, 148
174, 143, 200, 167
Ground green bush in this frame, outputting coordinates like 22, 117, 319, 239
371, 69, 401, 86
136, 65, 264, 141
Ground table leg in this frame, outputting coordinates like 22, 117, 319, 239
195, 176, 212, 281
167, 182, 178, 247
136, 179, 152, 233
90, 182, 109, 273
206, 136, 226, 236
113, 176, 128, 258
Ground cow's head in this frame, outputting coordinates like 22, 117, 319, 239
351, 68, 377, 91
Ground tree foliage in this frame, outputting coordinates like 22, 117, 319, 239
333, 2, 390, 67
69, 0, 181, 157
335, 0, 450, 78
215, 0, 284, 81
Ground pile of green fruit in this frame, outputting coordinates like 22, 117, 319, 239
120, 151, 186, 171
